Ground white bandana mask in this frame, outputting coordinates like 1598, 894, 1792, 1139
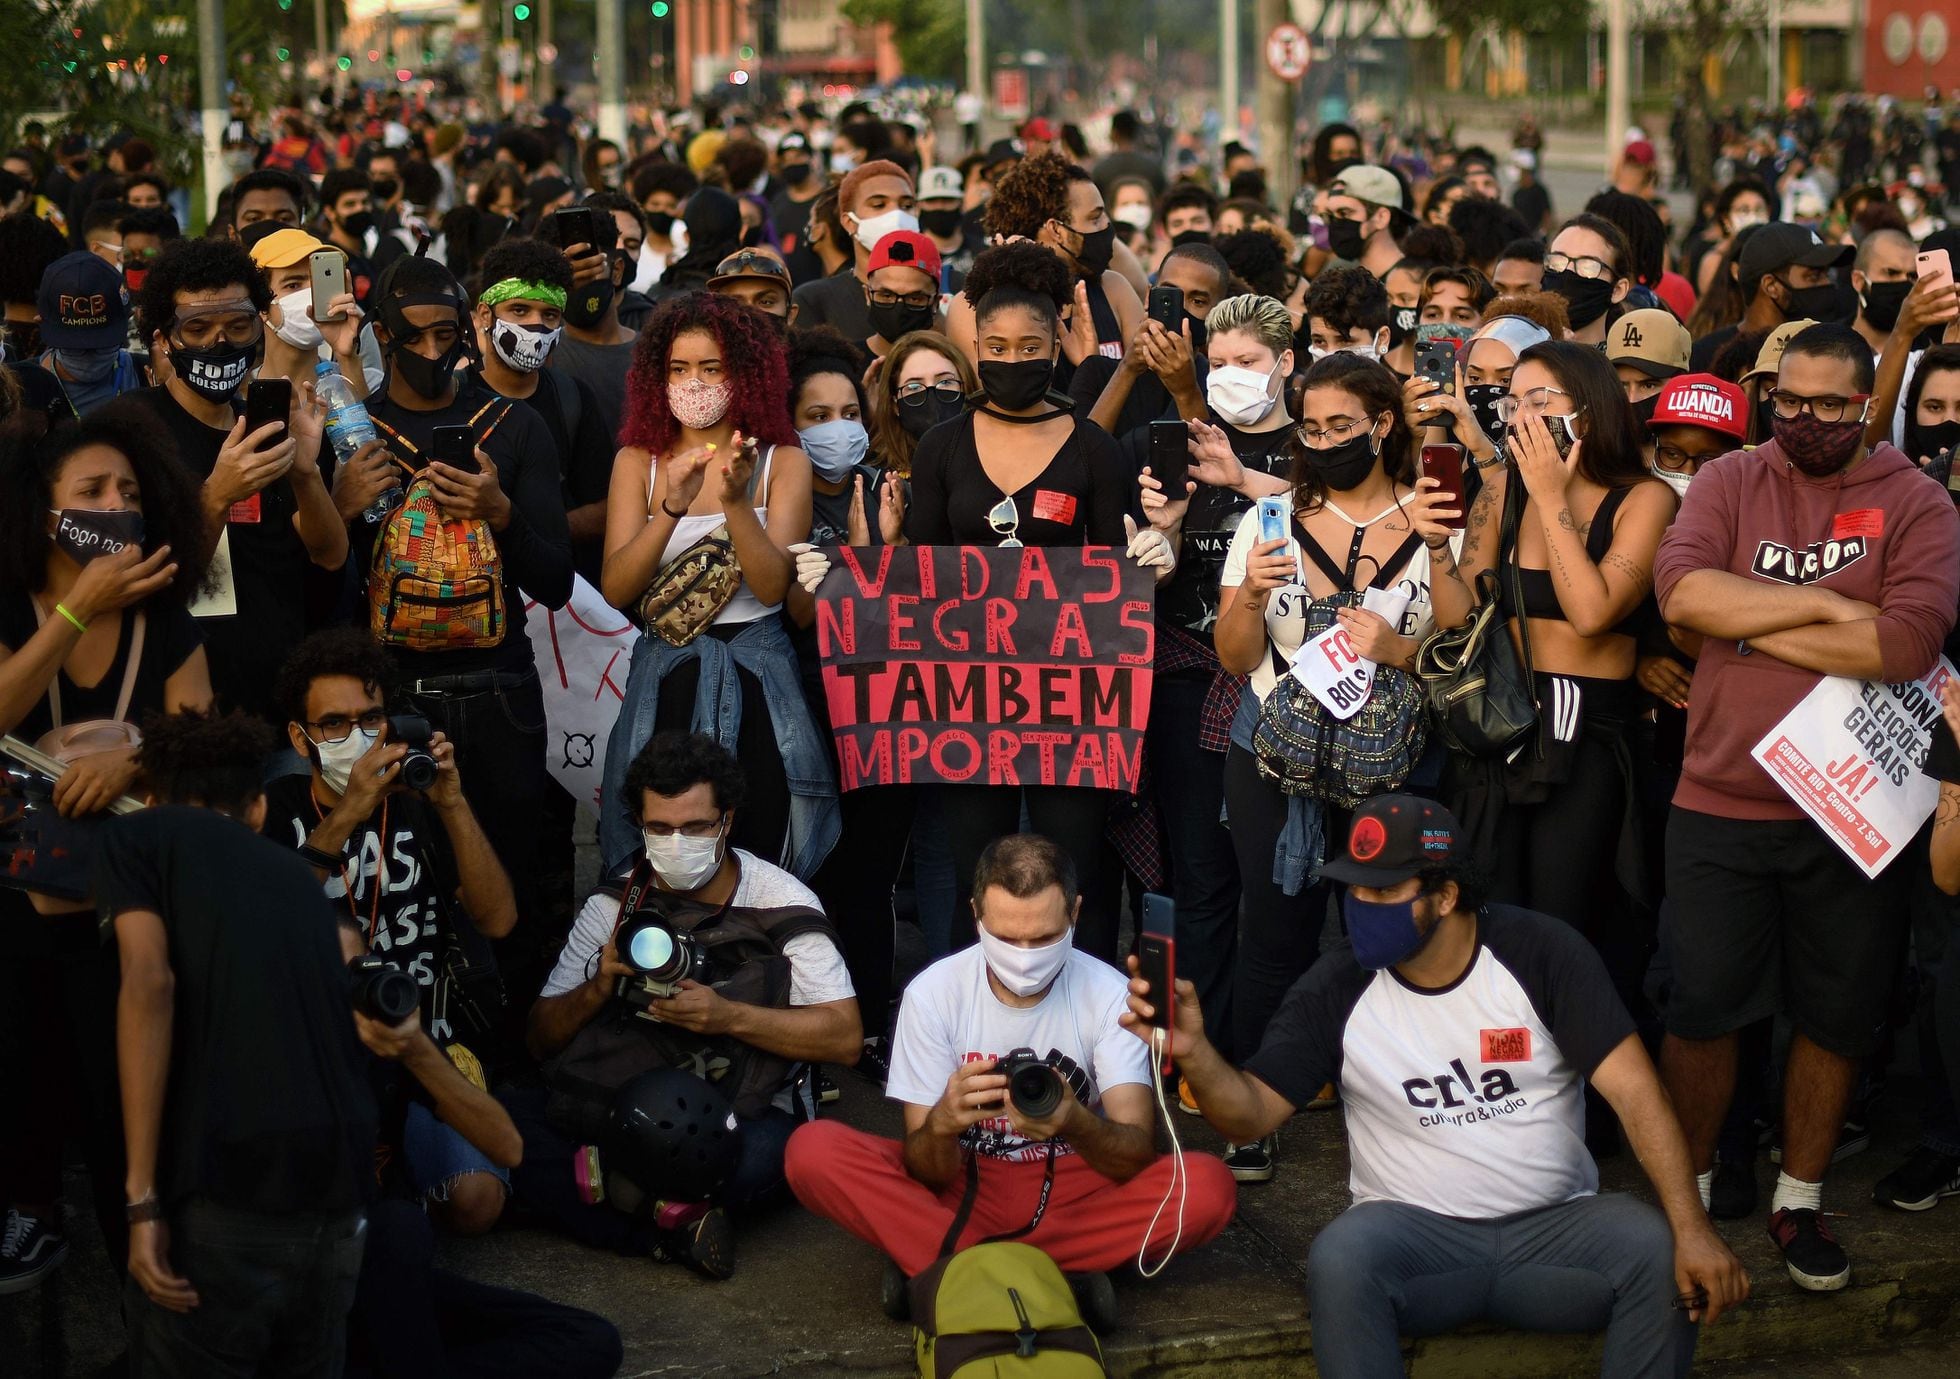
975, 922, 1073, 998
490, 319, 563, 373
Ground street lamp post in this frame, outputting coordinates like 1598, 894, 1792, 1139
197, 0, 226, 221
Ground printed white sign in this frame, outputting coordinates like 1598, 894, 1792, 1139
524, 575, 638, 810
1289, 587, 1411, 720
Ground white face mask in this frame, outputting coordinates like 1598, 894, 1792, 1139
313, 727, 377, 796
975, 921, 1073, 998
490, 318, 563, 373
644, 825, 726, 892
1651, 464, 1694, 498
849, 206, 919, 252
1310, 342, 1379, 364
1727, 210, 1767, 232
1206, 359, 1281, 426
273, 288, 324, 351
1112, 204, 1152, 232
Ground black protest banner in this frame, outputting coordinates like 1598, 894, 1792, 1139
814, 545, 1156, 791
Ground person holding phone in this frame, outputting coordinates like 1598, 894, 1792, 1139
1405, 306, 1560, 504
1211, 353, 1470, 1183
247, 229, 370, 399
1081, 240, 1234, 438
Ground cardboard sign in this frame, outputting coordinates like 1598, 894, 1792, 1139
1749, 658, 1955, 878
1289, 587, 1412, 720
814, 545, 1155, 792
523, 575, 638, 810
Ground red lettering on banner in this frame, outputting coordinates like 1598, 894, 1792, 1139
838, 544, 896, 598
887, 594, 921, 651
1024, 730, 1071, 782
929, 731, 983, 781
839, 734, 892, 790
1106, 732, 1144, 791
1067, 734, 1106, 788
932, 599, 970, 652
1079, 547, 1122, 602
1118, 601, 1156, 664
989, 730, 1022, 784
961, 549, 990, 599
814, 596, 856, 657
1014, 547, 1059, 600
896, 727, 930, 780
1832, 508, 1884, 540
1051, 603, 1092, 658
985, 598, 1019, 654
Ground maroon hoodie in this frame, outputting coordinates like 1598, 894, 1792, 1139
1654, 439, 1960, 821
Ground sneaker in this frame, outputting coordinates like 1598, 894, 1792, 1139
816, 1069, 842, 1105
1067, 1271, 1119, 1332
1306, 1082, 1338, 1111
1769, 1116, 1870, 1166
0, 1208, 68, 1295
1176, 1077, 1202, 1117
659, 1205, 736, 1281
1223, 1135, 1276, 1184
1767, 1207, 1850, 1291
856, 1038, 892, 1086
1709, 1155, 1757, 1221
1873, 1146, 1960, 1212
573, 1145, 607, 1206
880, 1259, 911, 1321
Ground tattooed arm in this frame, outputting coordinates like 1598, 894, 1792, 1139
1935, 782, 1960, 896
1539, 482, 1674, 639
1456, 467, 1506, 588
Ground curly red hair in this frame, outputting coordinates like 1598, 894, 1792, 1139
619, 292, 798, 456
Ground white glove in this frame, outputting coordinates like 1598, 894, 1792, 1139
788, 542, 832, 594
1124, 514, 1176, 576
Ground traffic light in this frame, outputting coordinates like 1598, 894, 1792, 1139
652, 1, 670, 15
514, 3, 532, 19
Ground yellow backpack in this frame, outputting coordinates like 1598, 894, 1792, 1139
911, 1242, 1105, 1379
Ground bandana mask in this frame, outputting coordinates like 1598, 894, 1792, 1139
669, 377, 733, 430
172, 341, 254, 402
1772, 411, 1865, 477
490, 319, 563, 373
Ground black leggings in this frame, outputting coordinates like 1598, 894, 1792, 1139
809, 784, 913, 1038
944, 785, 1116, 961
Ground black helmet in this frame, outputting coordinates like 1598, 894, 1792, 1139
608, 1068, 739, 1203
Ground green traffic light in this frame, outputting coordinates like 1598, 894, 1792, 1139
337, 56, 352, 71
652, 1, 670, 15
514, 3, 531, 19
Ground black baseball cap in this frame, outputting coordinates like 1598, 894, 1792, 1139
1318, 794, 1461, 888
1738, 222, 1852, 285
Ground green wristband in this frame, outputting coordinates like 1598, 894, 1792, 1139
55, 603, 88, 634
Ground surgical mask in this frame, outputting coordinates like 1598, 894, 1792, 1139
1463, 383, 1508, 444
387, 335, 466, 401
644, 828, 726, 892
898, 388, 965, 438
171, 340, 254, 402
974, 921, 1073, 998
1860, 279, 1911, 334
313, 727, 378, 797
272, 288, 324, 350
1304, 427, 1381, 491
918, 207, 964, 238
1727, 210, 1767, 232
1387, 306, 1417, 349
1650, 464, 1694, 498
50, 507, 143, 565
850, 207, 919, 252
1897, 197, 1923, 222
830, 151, 859, 177
867, 297, 935, 343
1206, 360, 1280, 426
1772, 411, 1865, 477
1542, 269, 1616, 329
1068, 224, 1116, 276
1112, 204, 1152, 232
1343, 889, 1432, 970
670, 377, 733, 430
977, 357, 1055, 411
1908, 418, 1960, 465
1326, 216, 1367, 261
645, 210, 678, 238
490, 319, 562, 373
53, 346, 118, 384
800, 417, 869, 482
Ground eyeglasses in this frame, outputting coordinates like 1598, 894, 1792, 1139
867, 288, 937, 309
1653, 443, 1721, 474
641, 815, 727, 840
168, 304, 263, 350
1295, 415, 1379, 446
987, 495, 1023, 548
1542, 251, 1617, 281
896, 378, 963, 400
121, 245, 162, 264
1766, 389, 1871, 424
1494, 386, 1574, 423
304, 710, 388, 745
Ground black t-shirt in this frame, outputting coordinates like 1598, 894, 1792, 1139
0, 590, 202, 742
792, 268, 876, 345
129, 385, 311, 724
473, 367, 616, 586
363, 380, 575, 677
904, 414, 1130, 548
94, 805, 376, 1214
262, 773, 463, 1037
770, 189, 817, 254
1512, 182, 1552, 232
547, 334, 635, 459
1135, 417, 1294, 635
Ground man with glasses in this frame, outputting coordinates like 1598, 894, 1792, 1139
509, 732, 860, 1279
863, 230, 942, 359
1655, 323, 1960, 1292
266, 628, 517, 1234
1689, 222, 1852, 372
130, 237, 347, 722
1644, 374, 1749, 500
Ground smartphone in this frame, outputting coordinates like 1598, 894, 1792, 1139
309, 252, 348, 324
1919, 247, 1954, 290
1137, 893, 1177, 1053
1414, 339, 1459, 395
1146, 284, 1185, 333
243, 378, 291, 448
1414, 321, 1474, 348
1257, 494, 1289, 545
552, 206, 601, 252
1146, 420, 1188, 492
1420, 443, 1467, 530
432, 425, 478, 474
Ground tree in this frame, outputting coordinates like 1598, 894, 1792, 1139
1426, 0, 1591, 38
1651, 0, 1768, 190
841, 0, 968, 82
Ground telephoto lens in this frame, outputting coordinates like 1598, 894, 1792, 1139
348, 955, 420, 1023
616, 912, 709, 988
998, 1047, 1064, 1119
387, 713, 439, 792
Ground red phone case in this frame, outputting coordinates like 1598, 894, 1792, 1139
1421, 445, 1467, 530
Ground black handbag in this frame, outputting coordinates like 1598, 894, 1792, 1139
1414, 465, 1539, 759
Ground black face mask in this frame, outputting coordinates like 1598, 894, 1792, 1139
867, 298, 935, 342
1861, 279, 1912, 335
388, 334, 466, 401
1326, 216, 1367, 261
780, 161, 814, 188
1909, 417, 1960, 465
1304, 428, 1380, 492
978, 356, 1056, 412
644, 210, 677, 238
1542, 269, 1616, 329
1185, 313, 1210, 355
1462, 383, 1508, 445
898, 389, 966, 438
337, 209, 375, 239
50, 508, 144, 565
1069, 223, 1116, 277
564, 262, 617, 329
1387, 306, 1417, 349
1775, 276, 1842, 324
1170, 228, 1212, 249
918, 207, 964, 239
371, 177, 400, 202
172, 341, 254, 402
1631, 393, 1661, 435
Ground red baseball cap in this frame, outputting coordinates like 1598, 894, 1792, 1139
1624, 139, 1657, 166
1650, 374, 1748, 443
868, 230, 942, 280
1021, 118, 1059, 142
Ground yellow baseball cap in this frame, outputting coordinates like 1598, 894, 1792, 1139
248, 227, 334, 270
1742, 319, 1821, 384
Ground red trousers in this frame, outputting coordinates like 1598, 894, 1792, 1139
784, 1119, 1238, 1278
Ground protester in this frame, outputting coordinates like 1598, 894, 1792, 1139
707, 246, 798, 328
541, 201, 640, 450
792, 160, 917, 344
1689, 222, 1851, 372
865, 328, 977, 478
1542, 214, 1637, 348
1323, 164, 1411, 278
247, 228, 373, 399
862, 229, 943, 360
35, 250, 144, 414
1607, 308, 1694, 423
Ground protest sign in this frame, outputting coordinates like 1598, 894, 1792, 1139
525, 575, 638, 810
1750, 658, 1956, 878
814, 545, 1155, 791
1290, 587, 1411, 721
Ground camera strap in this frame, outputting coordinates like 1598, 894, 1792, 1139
937, 1140, 1059, 1260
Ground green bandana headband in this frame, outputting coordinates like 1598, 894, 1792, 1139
479, 278, 569, 310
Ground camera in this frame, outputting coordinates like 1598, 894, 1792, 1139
996, 1047, 1064, 1120
616, 911, 710, 1001
348, 954, 419, 1023
387, 714, 438, 792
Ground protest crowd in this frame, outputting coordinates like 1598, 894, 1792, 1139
8, 72, 1960, 1379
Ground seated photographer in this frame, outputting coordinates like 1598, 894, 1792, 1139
266, 627, 518, 1236
334, 915, 623, 1379
505, 731, 860, 1280
1125, 796, 1749, 1379
785, 834, 1238, 1295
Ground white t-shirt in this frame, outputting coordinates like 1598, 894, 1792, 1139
885, 944, 1153, 1162
1220, 501, 1439, 702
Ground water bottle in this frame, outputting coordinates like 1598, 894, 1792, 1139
316, 361, 398, 524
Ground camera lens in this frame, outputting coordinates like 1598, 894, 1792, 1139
618, 914, 695, 984
350, 958, 419, 1023
1008, 1062, 1063, 1119
398, 751, 438, 792
626, 922, 676, 974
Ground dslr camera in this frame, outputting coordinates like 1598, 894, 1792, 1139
996, 1047, 1065, 1119
387, 714, 439, 792
348, 954, 419, 1023
615, 909, 711, 1008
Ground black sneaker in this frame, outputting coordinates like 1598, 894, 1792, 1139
815, 1069, 842, 1105
0, 1209, 67, 1295
1710, 1155, 1757, 1221
856, 1038, 892, 1086
880, 1259, 911, 1321
1767, 1207, 1850, 1291
1769, 1116, 1870, 1166
1873, 1146, 1960, 1212
667, 1206, 736, 1281
1223, 1135, 1275, 1184
1067, 1271, 1119, 1332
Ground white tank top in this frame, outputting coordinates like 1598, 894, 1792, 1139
647, 444, 779, 626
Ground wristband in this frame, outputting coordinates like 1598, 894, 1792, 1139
297, 843, 343, 871
126, 1195, 163, 1224
661, 502, 690, 520
55, 602, 88, 634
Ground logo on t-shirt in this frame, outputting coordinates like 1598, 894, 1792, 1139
1751, 535, 1868, 585
1401, 1057, 1527, 1128
1480, 1027, 1532, 1062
